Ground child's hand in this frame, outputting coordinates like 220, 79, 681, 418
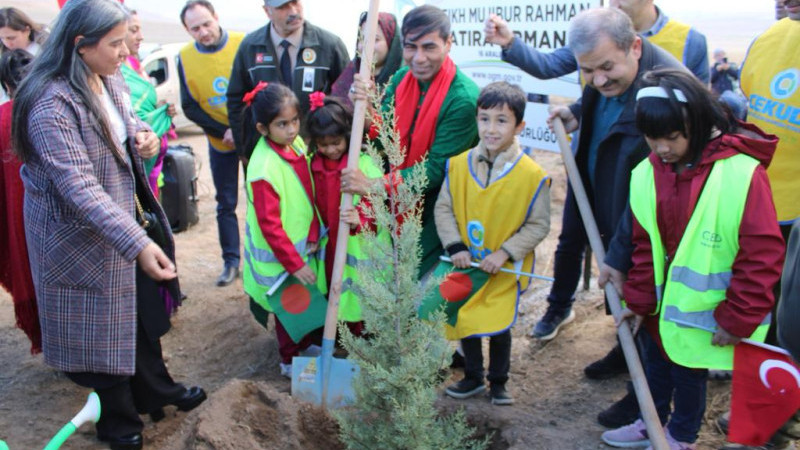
712, 327, 742, 347
450, 251, 472, 269
293, 264, 317, 285
306, 241, 319, 254
615, 307, 643, 335
340, 207, 360, 229
479, 249, 509, 274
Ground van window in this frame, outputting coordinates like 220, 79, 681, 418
145, 57, 168, 86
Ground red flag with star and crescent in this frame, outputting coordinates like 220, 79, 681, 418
418, 263, 489, 327
267, 275, 327, 344
729, 340, 800, 445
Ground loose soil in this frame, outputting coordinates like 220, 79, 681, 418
0, 129, 732, 449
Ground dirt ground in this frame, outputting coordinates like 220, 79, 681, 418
0, 129, 734, 449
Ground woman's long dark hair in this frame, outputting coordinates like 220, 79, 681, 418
635, 68, 735, 164
11, 0, 129, 163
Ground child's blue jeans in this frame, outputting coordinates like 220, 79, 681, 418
641, 331, 709, 443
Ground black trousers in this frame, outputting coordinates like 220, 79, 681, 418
65, 266, 185, 439
461, 330, 512, 385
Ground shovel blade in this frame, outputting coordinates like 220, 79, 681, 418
291, 355, 359, 408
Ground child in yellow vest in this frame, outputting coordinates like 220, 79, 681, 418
242, 82, 326, 379
434, 82, 551, 405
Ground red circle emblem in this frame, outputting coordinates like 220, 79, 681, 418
439, 272, 473, 303
281, 284, 311, 314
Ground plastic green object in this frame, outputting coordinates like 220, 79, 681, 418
42, 392, 101, 450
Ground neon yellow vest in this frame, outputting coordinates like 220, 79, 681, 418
446, 149, 549, 339
244, 136, 326, 311
630, 154, 769, 370
179, 31, 244, 151
740, 18, 800, 224
648, 20, 690, 64
338, 153, 387, 322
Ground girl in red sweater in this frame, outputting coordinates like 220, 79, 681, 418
602, 69, 784, 449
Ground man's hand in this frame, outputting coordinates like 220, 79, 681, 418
712, 326, 742, 347
137, 242, 177, 281
484, 14, 515, 48
134, 130, 160, 159
293, 264, 317, 285
479, 249, 510, 274
547, 105, 579, 134
223, 128, 235, 148
341, 167, 373, 196
450, 250, 472, 269
598, 263, 626, 297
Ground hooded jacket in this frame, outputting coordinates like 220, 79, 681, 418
624, 121, 785, 341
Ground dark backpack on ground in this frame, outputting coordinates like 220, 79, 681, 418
160, 145, 199, 232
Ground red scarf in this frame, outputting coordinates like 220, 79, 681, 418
0, 101, 41, 354
394, 56, 456, 169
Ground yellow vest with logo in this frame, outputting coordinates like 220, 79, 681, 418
244, 136, 326, 311
648, 19, 691, 65
740, 18, 800, 224
630, 154, 769, 370
179, 31, 244, 151
338, 153, 387, 322
446, 149, 549, 339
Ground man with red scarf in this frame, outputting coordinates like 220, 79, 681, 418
345, 4, 479, 278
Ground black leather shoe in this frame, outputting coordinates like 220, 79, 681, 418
216, 266, 239, 287
173, 386, 207, 412
98, 432, 143, 450
584, 343, 628, 380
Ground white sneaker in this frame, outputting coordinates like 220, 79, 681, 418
280, 362, 292, 379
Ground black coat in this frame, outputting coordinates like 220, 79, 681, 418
569, 39, 686, 270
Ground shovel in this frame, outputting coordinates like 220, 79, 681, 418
552, 118, 669, 449
291, 0, 381, 409
43, 392, 101, 450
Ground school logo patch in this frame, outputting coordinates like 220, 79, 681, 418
212, 76, 229, 94
302, 48, 316, 64
770, 69, 800, 100
467, 220, 485, 248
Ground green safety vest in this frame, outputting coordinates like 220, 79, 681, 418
243, 136, 326, 311
338, 153, 387, 322
630, 154, 770, 370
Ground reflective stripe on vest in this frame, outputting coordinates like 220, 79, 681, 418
243, 136, 327, 311
740, 18, 800, 223
630, 153, 768, 370
648, 20, 690, 66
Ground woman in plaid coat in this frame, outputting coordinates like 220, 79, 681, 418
11, 1, 205, 448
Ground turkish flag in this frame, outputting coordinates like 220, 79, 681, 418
729, 341, 800, 445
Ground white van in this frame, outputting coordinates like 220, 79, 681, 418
141, 42, 194, 131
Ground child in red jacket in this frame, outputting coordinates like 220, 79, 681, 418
602, 69, 785, 449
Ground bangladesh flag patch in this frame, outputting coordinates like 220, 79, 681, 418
267, 276, 327, 343
419, 262, 489, 326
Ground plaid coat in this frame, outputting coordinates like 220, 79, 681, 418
20, 72, 176, 375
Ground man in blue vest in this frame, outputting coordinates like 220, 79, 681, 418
178, 0, 244, 287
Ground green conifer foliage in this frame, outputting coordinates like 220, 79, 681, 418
334, 89, 486, 450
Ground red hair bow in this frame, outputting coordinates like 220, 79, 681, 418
243, 81, 269, 106
309, 91, 326, 111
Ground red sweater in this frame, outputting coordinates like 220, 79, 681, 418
250, 139, 320, 274
624, 122, 785, 341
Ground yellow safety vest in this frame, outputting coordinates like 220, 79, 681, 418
647, 19, 691, 65
243, 136, 326, 311
446, 149, 549, 339
740, 18, 800, 224
630, 154, 770, 370
338, 153, 387, 322
179, 31, 244, 151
